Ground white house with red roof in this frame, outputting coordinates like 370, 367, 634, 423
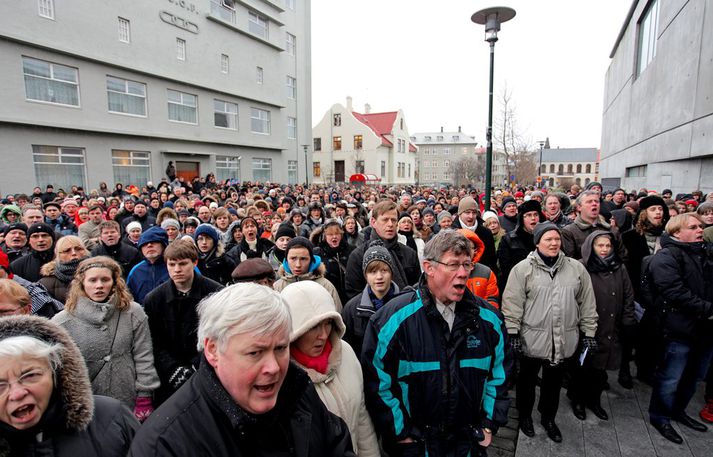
311, 97, 417, 185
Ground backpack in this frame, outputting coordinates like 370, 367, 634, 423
639, 248, 685, 310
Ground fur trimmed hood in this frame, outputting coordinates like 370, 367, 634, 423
0, 315, 94, 431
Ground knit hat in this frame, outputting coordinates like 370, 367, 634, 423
194, 224, 219, 244
43, 201, 61, 211
126, 221, 142, 233
501, 197, 517, 209
285, 237, 314, 261
482, 211, 498, 222
696, 201, 713, 214
161, 218, 181, 231
275, 223, 297, 241
585, 181, 603, 191
514, 191, 525, 199
60, 198, 78, 208
422, 208, 435, 218
183, 216, 200, 228
27, 223, 55, 242
3, 222, 27, 237
533, 222, 561, 245
231, 258, 276, 282
624, 201, 639, 213
362, 240, 393, 275
437, 211, 453, 223
138, 226, 168, 248
163, 201, 175, 209
134, 200, 147, 208
458, 196, 478, 215
290, 209, 304, 221
0, 250, 13, 279
531, 191, 544, 200
639, 195, 666, 212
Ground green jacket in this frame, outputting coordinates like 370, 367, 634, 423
502, 250, 597, 364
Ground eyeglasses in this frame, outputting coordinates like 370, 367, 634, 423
0, 369, 48, 397
429, 259, 474, 272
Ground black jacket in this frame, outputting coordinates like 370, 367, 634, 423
143, 274, 223, 402
344, 227, 420, 300
451, 217, 499, 274
91, 241, 143, 278
648, 233, 713, 343
361, 278, 511, 455
10, 249, 54, 282
197, 249, 236, 286
0, 243, 28, 264
129, 358, 355, 457
226, 237, 274, 266
312, 228, 353, 305
120, 213, 157, 234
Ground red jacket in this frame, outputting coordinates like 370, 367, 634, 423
458, 229, 500, 308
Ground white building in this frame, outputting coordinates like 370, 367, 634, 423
311, 97, 416, 185
0, 0, 311, 193
540, 147, 599, 189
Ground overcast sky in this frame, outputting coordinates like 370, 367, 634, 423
311, 0, 634, 149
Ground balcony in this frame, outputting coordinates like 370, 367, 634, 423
211, 0, 236, 24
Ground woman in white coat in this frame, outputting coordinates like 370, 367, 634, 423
280, 281, 379, 457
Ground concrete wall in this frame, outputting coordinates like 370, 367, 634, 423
600, 0, 713, 194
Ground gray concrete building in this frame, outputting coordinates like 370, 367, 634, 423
600, 0, 713, 194
0, 0, 311, 194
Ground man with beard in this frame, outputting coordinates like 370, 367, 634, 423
127, 226, 169, 304
91, 221, 142, 278
497, 200, 545, 291
451, 196, 498, 274
121, 200, 156, 233
10, 222, 56, 282
1, 223, 28, 263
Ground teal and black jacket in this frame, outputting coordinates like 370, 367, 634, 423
361, 277, 511, 452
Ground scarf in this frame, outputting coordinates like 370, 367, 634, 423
537, 250, 558, 267
378, 233, 409, 289
290, 339, 332, 374
54, 256, 87, 283
399, 230, 417, 252
368, 284, 395, 311
587, 252, 620, 273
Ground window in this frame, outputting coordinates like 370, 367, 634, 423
214, 99, 238, 129
333, 113, 341, 126
286, 76, 296, 99
32, 145, 86, 190
288, 160, 297, 184
212, 0, 236, 23
313, 137, 321, 151
380, 161, 386, 177
549, 164, 555, 173
112, 150, 150, 186
313, 161, 321, 177
167, 89, 197, 124
249, 11, 268, 39
221, 54, 229, 73
216, 155, 240, 182
585, 163, 592, 173
444, 160, 450, 167
541, 164, 547, 173
558, 164, 564, 174
286, 33, 296, 56
176, 38, 186, 60
636, 0, 660, 77
286, 0, 295, 10
355, 160, 365, 173
424, 136, 431, 142
567, 164, 573, 173
287, 117, 297, 139
38, 0, 54, 19
437, 135, 443, 141
23, 57, 79, 106
408, 164, 411, 177
107, 76, 146, 116
118, 17, 131, 43
576, 163, 582, 173
256, 66, 264, 84
252, 158, 271, 182
452, 135, 459, 141
400, 119, 404, 130
354, 135, 363, 149
333, 136, 342, 150
443, 147, 451, 155
250, 107, 270, 134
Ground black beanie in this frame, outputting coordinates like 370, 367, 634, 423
3, 222, 28, 237
275, 223, 297, 241
285, 236, 314, 261
26, 223, 56, 242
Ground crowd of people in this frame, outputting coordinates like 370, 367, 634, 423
1, 175, 712, 456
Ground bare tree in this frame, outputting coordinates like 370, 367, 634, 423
493, 86, 538, 186
449, 155, 486, 187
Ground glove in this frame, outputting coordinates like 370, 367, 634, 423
134, 396, 154, 422
169, 365, 195, 390
581, 336, 598, 353
509, 333, 522, 355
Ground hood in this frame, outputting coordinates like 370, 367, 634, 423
281, 281, 346, 342
281, 254, 324, 276
659, 231, 708, 253
516, 199, 545, 232
0, 315, 94, 431
580, 230, 615, 264
40, 260, 56, 276
0, 205, 22, 222
458, 229, 485, 263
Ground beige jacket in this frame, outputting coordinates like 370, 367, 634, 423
502, 250, 597, 364
273, 262, 343, 312
281, 282, 379, 457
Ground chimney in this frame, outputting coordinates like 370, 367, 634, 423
440, 126, 444, 133
458, 126, 462, 133
364, 103, 371, 114
346, 96, 352, 111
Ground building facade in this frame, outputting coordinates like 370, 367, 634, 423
311, 97, 416, 185
0, 0, 311, 194
600, 0, 713, 194
539, 147, 599, 189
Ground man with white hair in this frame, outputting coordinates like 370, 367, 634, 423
129, 283, 355, 456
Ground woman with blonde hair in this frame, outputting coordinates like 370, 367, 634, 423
38, 235, 89, 303
52, 256, 159, 422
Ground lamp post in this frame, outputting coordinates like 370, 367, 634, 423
302, 144, 309, 186
472, 6, 516, 211
537, 140, 545, 188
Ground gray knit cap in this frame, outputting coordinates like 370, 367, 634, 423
437, 211, 453, 223
161, 218, 181, 231
533, 221, 561, 245
362, 240, 393, 275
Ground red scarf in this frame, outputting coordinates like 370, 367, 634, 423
290, 339, 332, 374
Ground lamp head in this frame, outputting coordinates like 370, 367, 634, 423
472, 7, 516, 44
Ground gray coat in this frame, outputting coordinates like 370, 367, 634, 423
502, 250, 598, 364
53, 296, 160, 408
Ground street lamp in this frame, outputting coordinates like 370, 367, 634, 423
537, 140, 545, 188
472, 6, 516, 211
302, 144, 309, 186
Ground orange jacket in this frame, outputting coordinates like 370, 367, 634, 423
458, 229, 500, 308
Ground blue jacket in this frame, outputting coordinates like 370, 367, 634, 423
361, 277, 511, 455
126, 259, 169, 305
